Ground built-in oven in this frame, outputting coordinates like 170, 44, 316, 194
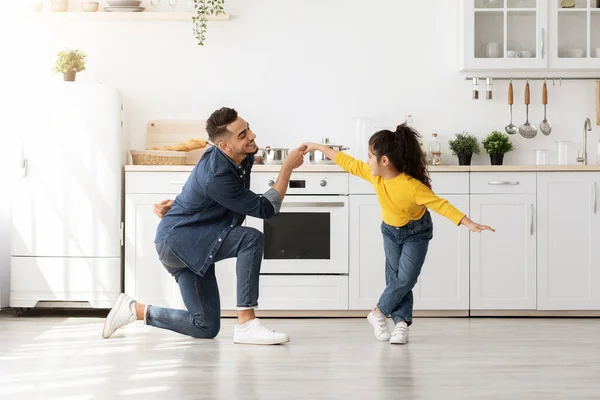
247, 172, 349, 274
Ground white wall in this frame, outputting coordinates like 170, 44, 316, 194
1, 0, 599, 306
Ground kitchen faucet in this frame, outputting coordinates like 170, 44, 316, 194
576, 118, 592, 165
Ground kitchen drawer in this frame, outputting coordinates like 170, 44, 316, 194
470, 172, 536, 194
251, 172, 348, 195
126, 171, 191, 194
349, 172, 469, 195
257, 275, 348, 310
430, 172, 469, 194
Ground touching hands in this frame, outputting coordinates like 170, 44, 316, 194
283, 145, 307, 170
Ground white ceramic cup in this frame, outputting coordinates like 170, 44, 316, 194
507, 50, 517, 58
595, 48, 600, 58
520, 51, 532, 58
568, 48, 585, 58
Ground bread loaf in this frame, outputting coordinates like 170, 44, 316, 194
151, 139, 208, 152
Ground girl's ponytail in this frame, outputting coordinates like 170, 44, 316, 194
369, 123, 431, 189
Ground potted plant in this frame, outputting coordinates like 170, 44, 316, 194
482, 130, 514, 165
52, 49, 86, 82
448, 132, 480, 166
191, 0, 225, 46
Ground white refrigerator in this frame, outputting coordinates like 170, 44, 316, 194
10, 82, 125, 310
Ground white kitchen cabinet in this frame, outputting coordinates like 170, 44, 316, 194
413, 195, 470, 310
124, 184, 236, 312
549, 0, 600, 69
348, 195, 385, 309
258, 276, 348, 310
469, 194, 537, 309
460, 0, 549, 71
537, 172, 600, 310
348, 173, 470, 311
461, 0, 600, 71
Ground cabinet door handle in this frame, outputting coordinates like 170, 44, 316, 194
529, 204, 534, 235
541, 28, 545, 59
282, 202, 345, 208
21, 158, 28, 178
594, 182, 598, 214
488, 181, 520, 185
170, 181, 186, 186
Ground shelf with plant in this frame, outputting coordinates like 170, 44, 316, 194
52, 48, 86, 82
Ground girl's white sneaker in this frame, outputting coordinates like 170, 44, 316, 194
389, 321, 409, 344
367, 311, 391, 341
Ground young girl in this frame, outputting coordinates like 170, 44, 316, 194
303, 124, 494, 345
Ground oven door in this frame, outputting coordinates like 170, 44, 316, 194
246, 196, 348, 274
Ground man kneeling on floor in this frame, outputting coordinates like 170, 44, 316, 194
102, 107, 305, 345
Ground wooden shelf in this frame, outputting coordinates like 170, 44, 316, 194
28, 11, 230, 22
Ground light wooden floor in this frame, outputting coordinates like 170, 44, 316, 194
0, 311, 599, 400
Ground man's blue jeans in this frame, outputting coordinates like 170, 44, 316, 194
147, 226, 263, 338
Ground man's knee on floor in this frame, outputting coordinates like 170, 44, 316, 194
190, 315, 221, 339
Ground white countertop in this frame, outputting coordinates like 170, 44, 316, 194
125, 164, 600, 172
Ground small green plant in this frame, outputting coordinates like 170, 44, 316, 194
192, 0, 225, 46
482, 131, 515, 155
448, 132, 480, 156
52, 48, 86, 74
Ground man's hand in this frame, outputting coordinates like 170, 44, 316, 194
282, 146, 307, 170
460, 216, 495, 233
153, 199, 173, 219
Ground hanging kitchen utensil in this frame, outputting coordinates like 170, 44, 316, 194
505, 81, 518, 135
519, 81, 538, 139
539, 81, 552, 135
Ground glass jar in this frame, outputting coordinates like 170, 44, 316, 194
429, 133, 442, 165
556, 141, 571, 165
533, 149, 549, 165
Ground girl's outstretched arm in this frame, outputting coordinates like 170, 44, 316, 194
303, 142, 373, 182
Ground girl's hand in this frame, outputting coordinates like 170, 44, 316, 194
460, 216, 495, 233
302, 142, 322, 154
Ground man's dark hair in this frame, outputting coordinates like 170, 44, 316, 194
206, 107, 238, 144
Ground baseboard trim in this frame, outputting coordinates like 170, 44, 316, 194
469, 310, 600, 317
220, 310, 470, 318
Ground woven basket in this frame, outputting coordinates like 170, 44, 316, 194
130, 150, 188, 165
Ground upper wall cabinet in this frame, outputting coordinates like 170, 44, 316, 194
549, 0, 600, 69
460, 0, 600, 71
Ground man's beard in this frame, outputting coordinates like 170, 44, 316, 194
246, 143, 259, 155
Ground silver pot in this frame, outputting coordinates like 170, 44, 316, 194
309, 138, 349, 164
260, 147, 289, 164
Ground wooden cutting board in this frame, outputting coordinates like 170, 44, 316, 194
146, 119, 210, 165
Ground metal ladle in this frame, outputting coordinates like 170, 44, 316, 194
519, 81, 538, 139
505, 81, 518, 135
539, 81, 552, 135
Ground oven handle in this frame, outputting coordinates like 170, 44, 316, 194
281, 202, 346, 208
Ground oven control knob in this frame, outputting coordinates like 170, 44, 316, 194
320, 179, 327, 187
268, 180, 275, 187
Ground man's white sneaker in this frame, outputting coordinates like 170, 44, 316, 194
233, 318, 290, 345
367, 311, 391, 341
389, 321, 409, 344
102, 293, 137, 339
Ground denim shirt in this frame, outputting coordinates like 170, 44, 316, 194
155, 146, 281, 277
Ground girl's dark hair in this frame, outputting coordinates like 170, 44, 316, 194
368, 123, 431, 189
